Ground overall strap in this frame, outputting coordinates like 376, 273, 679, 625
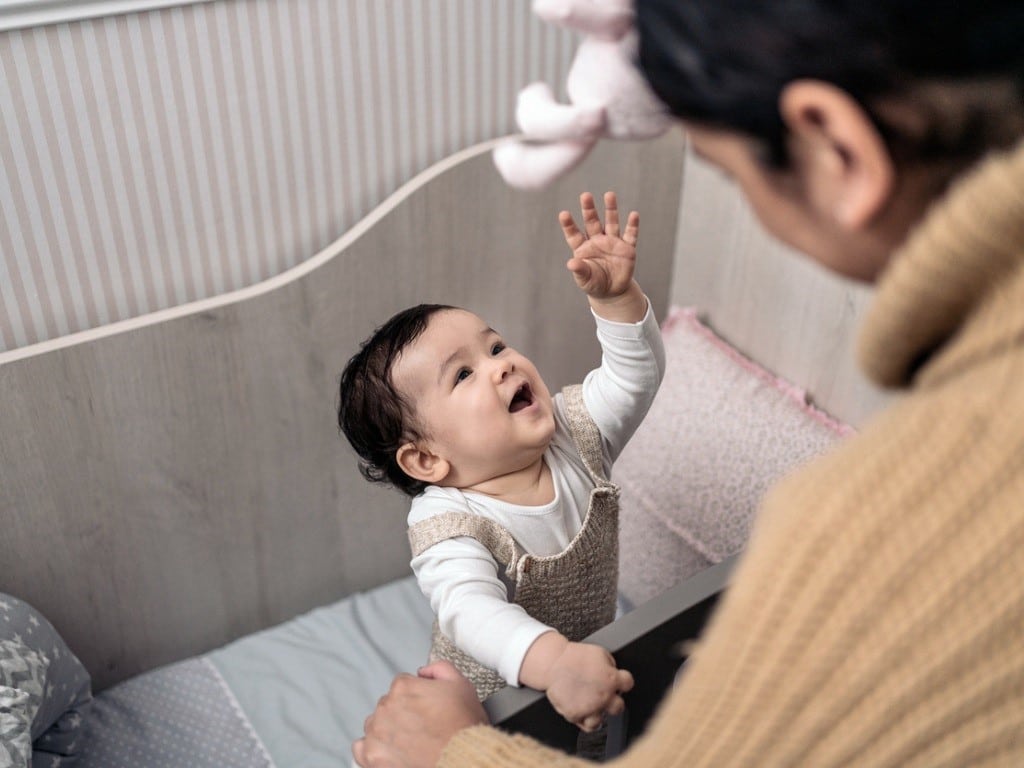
561, 384, 610, 486
407, 511, 520, 576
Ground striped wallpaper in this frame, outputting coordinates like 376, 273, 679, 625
0, 0, 575, 352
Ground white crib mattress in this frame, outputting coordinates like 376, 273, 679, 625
77, 576, 434, 768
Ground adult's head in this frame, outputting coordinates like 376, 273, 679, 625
635, 0, 1024, 280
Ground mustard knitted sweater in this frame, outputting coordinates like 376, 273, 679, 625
440, 141, 1024, 767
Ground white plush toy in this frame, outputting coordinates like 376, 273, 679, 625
492, 0, 672, 189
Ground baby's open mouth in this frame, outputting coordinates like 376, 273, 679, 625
509, 383, 534, 413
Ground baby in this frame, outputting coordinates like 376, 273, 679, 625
337, 191, 665, 732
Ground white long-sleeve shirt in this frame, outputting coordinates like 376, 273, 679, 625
408, 303, 665, 686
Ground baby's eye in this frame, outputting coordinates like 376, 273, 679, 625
455, 367, 471, 384
491, 342, 506, 355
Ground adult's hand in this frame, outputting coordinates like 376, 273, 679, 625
353, 661, 489, 768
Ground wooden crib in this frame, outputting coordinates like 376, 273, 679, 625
0, 133, 891, 764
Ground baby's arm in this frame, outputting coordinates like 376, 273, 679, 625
559, 191, 647, 324
414, 535, 633, 730
559, 191, 665, 462
412, 536, 552, 685
519, 631, 634, 732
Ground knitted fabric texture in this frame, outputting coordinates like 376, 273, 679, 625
407, 384, 620, 700
441, 141, 1024, 766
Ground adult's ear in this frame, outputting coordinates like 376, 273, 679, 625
779, 80, 895, 229
396, 442, 451, 485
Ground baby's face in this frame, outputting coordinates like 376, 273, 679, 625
391, 309, 555, 488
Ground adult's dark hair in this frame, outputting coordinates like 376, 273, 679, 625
635, 0, 1024, 165
337, 304, 454, 497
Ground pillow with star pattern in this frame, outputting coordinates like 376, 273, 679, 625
0, 593, 92, 767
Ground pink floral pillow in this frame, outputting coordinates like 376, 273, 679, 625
616, 307, 852, 609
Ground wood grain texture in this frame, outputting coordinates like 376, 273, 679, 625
0, 133, 685, 691
669, 145, 895, 428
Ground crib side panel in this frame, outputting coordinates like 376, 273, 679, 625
0, 134, 686, 691
669, 145, 894, 428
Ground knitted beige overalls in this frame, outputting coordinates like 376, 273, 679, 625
407, 385, 620, 701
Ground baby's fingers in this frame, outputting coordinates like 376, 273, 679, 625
616, 668, 635, 694
566, 256, 593, 286
623, 211, 640, 247
559, 210, 586, 252
603, 191, 619, 238
605, 694, 626, 718
580, 192, 603, 237
580, 713, 605, 733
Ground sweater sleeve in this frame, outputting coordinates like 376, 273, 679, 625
582, 299, 665, 465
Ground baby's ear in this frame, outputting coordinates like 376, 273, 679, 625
396, 442, 451, 485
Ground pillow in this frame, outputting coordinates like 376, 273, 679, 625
0, 593, 92, 766
616, 307, 853, 609
0, 639, 47, 767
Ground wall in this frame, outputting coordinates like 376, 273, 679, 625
0, 0, 576, 351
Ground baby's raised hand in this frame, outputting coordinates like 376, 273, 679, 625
544, 641, 634, 733
559, 191, 640, 302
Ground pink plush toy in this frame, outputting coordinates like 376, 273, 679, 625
492, 0, 672, 189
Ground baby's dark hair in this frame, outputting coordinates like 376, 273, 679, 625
337, 303, 454, 497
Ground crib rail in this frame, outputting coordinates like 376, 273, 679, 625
486, 555, 737, 758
